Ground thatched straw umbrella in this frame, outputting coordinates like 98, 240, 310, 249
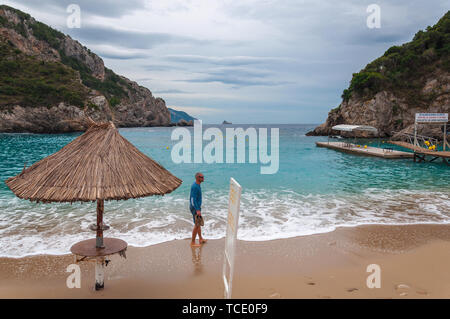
5, 119, 182, 288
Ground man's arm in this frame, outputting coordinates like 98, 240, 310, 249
193, 186, 202, 215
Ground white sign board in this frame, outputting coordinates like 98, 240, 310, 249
222, 177, 242, 299
415, 113, 448, 123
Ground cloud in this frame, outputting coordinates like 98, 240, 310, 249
134, 77, 154, 82
99, 52, 148, 60
349, 30, 409, 45
143, 64, 184, 72
179, 77, 289, 87
168, 105, 226, 116
91, 47, 150, 60
65, 25, 205, 49
6, 0, 148, 18
154, 89, 191, 94
165, 55, 292, 66
176, 67, 291, 87
4, 0, 448, 123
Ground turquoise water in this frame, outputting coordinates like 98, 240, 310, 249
0, 124, 449, 257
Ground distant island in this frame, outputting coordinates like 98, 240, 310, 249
0, 5, 194, 133
307, 11, 449, 139
222, 120, 232, 125
168, 108, 196, 126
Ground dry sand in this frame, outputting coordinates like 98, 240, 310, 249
2, 224, 450, 298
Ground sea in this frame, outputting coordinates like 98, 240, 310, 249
0, 124, 449, 257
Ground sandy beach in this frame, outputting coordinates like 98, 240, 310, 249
1, 223, 450, 299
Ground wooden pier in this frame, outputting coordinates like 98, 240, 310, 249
316, 141, 414, 159
389, 140, 450, 164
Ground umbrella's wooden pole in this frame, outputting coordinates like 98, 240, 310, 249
96, 199, 104, 248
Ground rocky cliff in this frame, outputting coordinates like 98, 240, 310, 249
308, 11, 450, 139
0, 5, 171, 133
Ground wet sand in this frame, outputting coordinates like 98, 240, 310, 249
1, 224, 450, 298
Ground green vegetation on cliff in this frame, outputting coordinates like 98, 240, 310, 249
0, 40, 86, 108
60, 51, 128, 101
0, 5, 29, 37
342, 11, 450, 104
30, 20, 65, 49
0, 5, 132, 107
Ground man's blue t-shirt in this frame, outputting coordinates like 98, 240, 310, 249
190, 182, 202, 211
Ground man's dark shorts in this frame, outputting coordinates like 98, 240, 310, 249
189, 205, 198, 224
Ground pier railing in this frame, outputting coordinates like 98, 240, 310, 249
392, 131, 439, 150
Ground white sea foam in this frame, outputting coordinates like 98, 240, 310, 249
0, 188, 449, 257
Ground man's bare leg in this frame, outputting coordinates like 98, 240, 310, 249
198, 227, 207, 244
191, 225, 201, 247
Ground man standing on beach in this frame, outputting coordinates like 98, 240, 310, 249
190, 172, 207, 247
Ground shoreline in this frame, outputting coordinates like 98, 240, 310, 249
2, 223, 450, 298
3, 221, 450, 260
0, 124, 188, 135
0, 123, 318, 135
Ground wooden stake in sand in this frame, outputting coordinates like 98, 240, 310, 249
95, 257, 105, 290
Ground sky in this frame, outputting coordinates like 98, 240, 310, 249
2, 0, 448, 124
